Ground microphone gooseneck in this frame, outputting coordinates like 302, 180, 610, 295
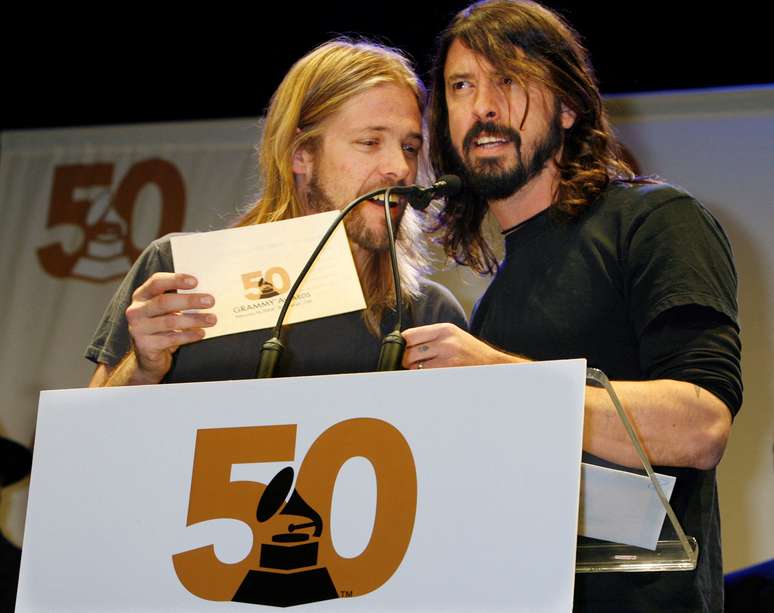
376, 186, 406, 371
254, 186, 388, 378
375, 176, 461, 370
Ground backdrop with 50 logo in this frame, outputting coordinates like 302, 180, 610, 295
0, 120, 262, 548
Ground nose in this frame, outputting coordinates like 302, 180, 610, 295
379, 143, 413, 184
472, 80, 500, 121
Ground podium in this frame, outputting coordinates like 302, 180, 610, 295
17, 360, 585, 611
16, 359, 696, 611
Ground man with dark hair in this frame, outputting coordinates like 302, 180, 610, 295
402, 1, 741, 611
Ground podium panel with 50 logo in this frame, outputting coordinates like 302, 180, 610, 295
18, 360, 586, 612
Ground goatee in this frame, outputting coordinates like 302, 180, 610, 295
306, 172, 403, 252
452, 113, 563, 201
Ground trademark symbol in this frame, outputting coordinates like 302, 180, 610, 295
340, 590, 353, 598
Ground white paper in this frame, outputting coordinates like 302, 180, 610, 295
170, 211, 366, 338
578, 462, 676, 550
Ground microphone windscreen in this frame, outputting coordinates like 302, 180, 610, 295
438, 174, 462, 197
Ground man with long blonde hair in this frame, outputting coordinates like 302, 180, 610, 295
401, 2, 741, 611
87, 39, 465, 386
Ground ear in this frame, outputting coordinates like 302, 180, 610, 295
292, 144, 315, 177
560, 102, 577, 130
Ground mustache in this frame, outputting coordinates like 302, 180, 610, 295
462, 121, 522, 155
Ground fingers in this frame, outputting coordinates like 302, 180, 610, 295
402, 322, 457, 348
132, 272, 197, 301
402, 341, 438, 370
402, 324, 459, 370
405, 356, 436, 370
401, 323, 499, 370
128, 310, 216, 336
125, 272, 218, 379
133, 291, 214, 319
131, 273, 214, 318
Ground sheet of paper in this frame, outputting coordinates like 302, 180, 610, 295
170, 211, 365, 338
578, 462, 676, 550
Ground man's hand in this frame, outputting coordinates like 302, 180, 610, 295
401, 323, 523, 370
92, 273, 216, 387
126, 272, 216, 381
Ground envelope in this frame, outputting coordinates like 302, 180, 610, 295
171, 211, 366, 338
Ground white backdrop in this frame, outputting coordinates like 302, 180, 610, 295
0, 119, 261, 545
609, 87, 774, 572
1, 85, 772, 572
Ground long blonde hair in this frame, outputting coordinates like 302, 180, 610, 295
235, 39, 429, 334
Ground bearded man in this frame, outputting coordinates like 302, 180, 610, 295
402, 2, 742, 612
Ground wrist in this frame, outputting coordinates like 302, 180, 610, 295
489, 345, 527, 365
108, 351, 168, 386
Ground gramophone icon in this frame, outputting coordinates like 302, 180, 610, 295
232, 466, 339, 607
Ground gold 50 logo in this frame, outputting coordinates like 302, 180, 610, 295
241, 267, 291, 300
37, 160, 185, 282
173, 418, 417, 607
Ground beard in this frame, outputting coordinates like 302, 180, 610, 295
305, 171, 405, 252
451, 110, 563, 201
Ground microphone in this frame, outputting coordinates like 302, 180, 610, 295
372, 176, 459, 369
255, 178, 459, 378
398, 175, 462, 211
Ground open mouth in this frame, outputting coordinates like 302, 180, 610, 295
463, 121, 520, 156
367, 192, 404, 208
473, 134, 511, 149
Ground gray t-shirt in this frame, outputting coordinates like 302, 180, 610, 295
86, 236, 467, 381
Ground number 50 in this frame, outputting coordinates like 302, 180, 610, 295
172, 419, 417, 602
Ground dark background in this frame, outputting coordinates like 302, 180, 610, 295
3, 1, 770, 132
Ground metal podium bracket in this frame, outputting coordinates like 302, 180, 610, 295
576, 368, 699, 573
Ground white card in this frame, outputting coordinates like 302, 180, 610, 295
171, 211, 366, 338
578, 462, 676, 550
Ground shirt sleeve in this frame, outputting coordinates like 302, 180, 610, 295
624, 192, 742, 416
639, 304, 743, 416
625, 194, 738, 337
412, 279, 468, 331
84, 237, 174, 367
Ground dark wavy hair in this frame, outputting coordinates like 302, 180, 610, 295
429, 0, 635, 274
